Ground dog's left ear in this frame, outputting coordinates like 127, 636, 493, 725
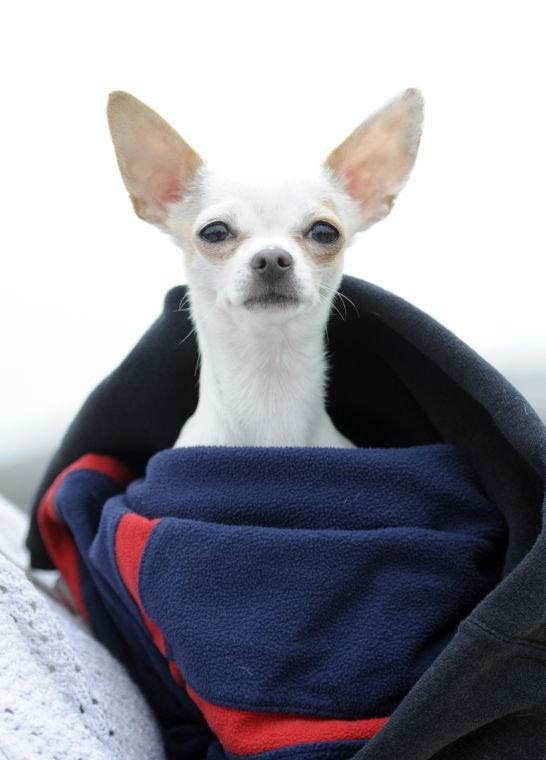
325, 88, 423, 230
107, 91, 203, 227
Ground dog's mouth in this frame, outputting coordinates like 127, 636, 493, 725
243, 291, 300, 310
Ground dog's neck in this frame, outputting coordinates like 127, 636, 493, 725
176, 295, 349, 447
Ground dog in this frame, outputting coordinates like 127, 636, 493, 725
107, 89, 423, 448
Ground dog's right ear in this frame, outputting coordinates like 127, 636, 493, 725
107, 91, 203, 227
324, 89, 423, 231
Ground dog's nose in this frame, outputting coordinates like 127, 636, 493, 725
250, 249, 293, 283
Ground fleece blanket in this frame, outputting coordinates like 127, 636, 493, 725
37, 444, 504, 759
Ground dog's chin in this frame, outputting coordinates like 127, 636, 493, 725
242, 292, 301, 311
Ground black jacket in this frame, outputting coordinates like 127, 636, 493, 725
27, 275, 546, 759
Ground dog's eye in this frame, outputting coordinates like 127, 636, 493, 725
199, 221, 232, 243
307, 221, 340, 244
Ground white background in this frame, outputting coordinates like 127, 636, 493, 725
1, 2, 544, 502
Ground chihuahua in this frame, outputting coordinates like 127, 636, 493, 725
107, 89, 423, 448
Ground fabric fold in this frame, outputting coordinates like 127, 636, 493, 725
38, 444, 504, 758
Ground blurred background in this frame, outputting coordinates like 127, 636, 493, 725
1, 2, 544, 509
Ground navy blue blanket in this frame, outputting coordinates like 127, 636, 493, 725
38, 444, 505, 759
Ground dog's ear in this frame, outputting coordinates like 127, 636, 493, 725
107, 91, 203, 227
325, 89, 423, 230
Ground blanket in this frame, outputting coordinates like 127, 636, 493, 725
37, 444, 505, 759
0, 496, 165, 760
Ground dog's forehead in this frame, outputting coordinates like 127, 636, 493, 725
195, 169, 341, 227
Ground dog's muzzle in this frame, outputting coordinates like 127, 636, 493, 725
243, 248, 299, 309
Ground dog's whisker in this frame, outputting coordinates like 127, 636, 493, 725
176, 292, 192, 313
318, 283, 359, 319
330, 300, 345, 322
335, 291, 359, 318
318, 285, 346, 321
318, 288, 346, 322
178, 327, 196, 346
194, 350, 202, 378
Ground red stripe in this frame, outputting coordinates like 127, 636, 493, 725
114, 512, 166, 655
187, 685, 388, 755
37, 454, 134, 618
169, 660, 185, 686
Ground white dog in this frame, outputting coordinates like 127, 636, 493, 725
107, 89, 423, 448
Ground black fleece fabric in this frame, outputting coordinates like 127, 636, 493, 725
27, 275, 546, 759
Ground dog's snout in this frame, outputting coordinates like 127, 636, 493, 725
250, 249, 293, 282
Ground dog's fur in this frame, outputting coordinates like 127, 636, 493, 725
107, 90, 423, 447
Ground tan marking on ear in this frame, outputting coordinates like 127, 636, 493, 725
178, 215, 198, 265
325, 88, 423, 231
107, 91, 203, 227
322, 199, 339, 215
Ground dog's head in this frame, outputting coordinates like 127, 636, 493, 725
108, 90, 423, 325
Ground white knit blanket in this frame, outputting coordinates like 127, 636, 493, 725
0, 493, 165, 760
